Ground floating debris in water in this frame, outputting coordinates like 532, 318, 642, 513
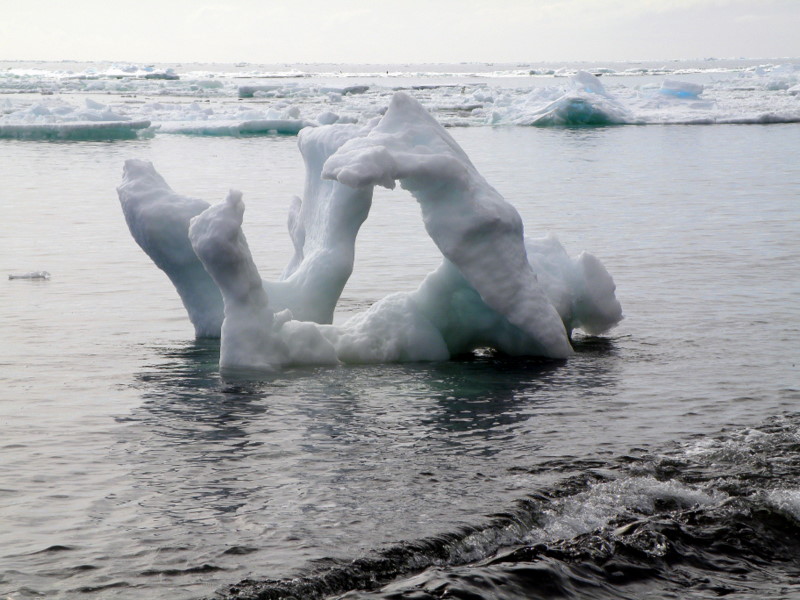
8, 271, 50, 280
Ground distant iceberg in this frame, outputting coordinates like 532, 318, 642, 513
490, 72, 633, 126
0, 98, 150, 140
4, 59, 800, 130
118, 92, 622, 372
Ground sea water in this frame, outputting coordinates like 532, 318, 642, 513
1, 60, 799, 600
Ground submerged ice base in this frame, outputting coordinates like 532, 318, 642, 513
118, 92, 622, 371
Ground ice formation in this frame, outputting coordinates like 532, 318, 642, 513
322, 92, 574, 357
118, 160, 224, 338
6, 64, 800, 138
490, 71, 633, 126
659, 79, 704, 99
119, 92, 622, 372
0, 98, 150, 140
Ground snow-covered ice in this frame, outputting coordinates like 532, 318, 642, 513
117, 160, 224, 338
5, 60, 800, 138
488, 71, 633, 126
118, 92, 622, 372
660, 79, 704, 98
0, 98, 150, 140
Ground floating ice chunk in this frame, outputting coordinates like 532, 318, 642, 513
0, 97, 147, 140
156, 119, 313, 136
0, 120, 150, 140
118, 92, 623, 370
659, 79, 704, 98
316, 111, 340, 125
529, 96, 630, 126
117, 159, 224, 338
143, 68, 179, 80
76, 99, 131, 122
527, 72, 630, 126
570, 70, 609, 95
182, 204, 620, 368
489, 72, 632, 127
324, 92, 573, 358
343, 85, 369, 95
8, 271, 50, 280
238, 84, 295, 98
85, 98, 106, 110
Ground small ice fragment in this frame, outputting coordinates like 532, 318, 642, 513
659, 79, 704, 98
9, 271, 51, 280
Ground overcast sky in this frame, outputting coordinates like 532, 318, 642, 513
1, 0, 798, 64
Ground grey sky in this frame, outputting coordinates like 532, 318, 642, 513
1, 0, 797, 63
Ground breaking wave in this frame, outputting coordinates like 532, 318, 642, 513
209, 413, 800, 599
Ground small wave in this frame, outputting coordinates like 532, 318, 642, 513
71, 580, 132, 594
210, 413, 800, 600
26, 544, 77, 555
140, 563, 225, 577
345, 500, 800, 599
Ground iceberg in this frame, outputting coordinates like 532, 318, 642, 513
491, 72, 632, 127
118, 92, 622, 372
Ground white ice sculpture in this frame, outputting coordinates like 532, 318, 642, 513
118, 92, 622, 372
117, 159, 224, 338
118, 120, 374, 335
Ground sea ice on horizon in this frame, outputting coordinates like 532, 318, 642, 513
118, 92, 623, 372
4, 60, 800, 134
0, 98, 150, 140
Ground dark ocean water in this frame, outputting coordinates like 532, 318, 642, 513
223, 413, 800, 600
1, 63, 799, 599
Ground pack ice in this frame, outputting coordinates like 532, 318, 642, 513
118, 92, 622, 372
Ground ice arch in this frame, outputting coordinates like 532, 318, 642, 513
118, 92, 622, 372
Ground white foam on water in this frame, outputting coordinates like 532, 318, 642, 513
767, 489, 800, 523
531, 476, 725, 546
